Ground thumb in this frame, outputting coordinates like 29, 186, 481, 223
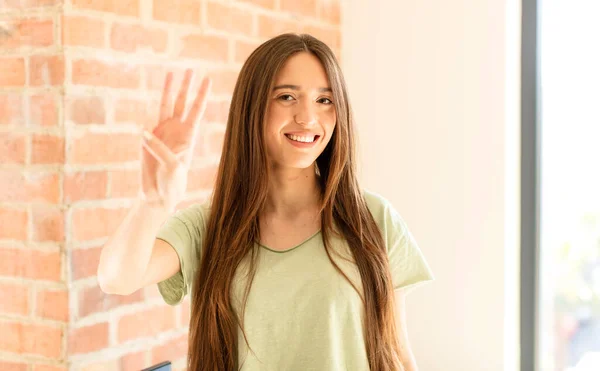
142, 130, 179, 168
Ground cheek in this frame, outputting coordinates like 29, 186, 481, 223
323, 113, 336, 137
324, 110, 336, 127
264, 110, 286, 134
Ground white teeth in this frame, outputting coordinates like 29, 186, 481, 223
286, 134, 315, 143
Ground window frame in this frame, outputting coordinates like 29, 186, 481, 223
520, 0, 541, 370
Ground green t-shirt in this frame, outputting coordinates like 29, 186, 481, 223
155, 189, 434, 370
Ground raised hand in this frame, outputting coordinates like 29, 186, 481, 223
141, 69, 212, 212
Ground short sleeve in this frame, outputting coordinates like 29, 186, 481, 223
383, 202, 434, 294
363, 189, 435, 295
155, 202, 207, 306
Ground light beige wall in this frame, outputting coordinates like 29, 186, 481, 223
341, 1, 521, 370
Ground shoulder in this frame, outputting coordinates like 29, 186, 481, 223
361, 188, 410, 244
169, 197, 212, 230
361, 188, 392, 216
361, 188, 399, 228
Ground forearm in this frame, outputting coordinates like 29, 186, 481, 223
401, 358, 418, 371
398, 341, 419, 371
97, 197, 171, 294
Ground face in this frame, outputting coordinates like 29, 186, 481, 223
263, 52, 337, 170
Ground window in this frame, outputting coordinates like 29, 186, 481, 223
524, 1, 600, 370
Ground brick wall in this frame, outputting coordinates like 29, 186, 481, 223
0, 0, 340, 370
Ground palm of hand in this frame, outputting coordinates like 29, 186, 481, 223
140, 70, 212, 211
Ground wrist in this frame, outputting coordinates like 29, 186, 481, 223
135, 192, 174, 216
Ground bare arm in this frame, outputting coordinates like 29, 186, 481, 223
395, 288, 419, 371
97, 198, 179, 295
96, 69, 211, 295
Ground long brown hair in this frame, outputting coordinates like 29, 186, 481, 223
188, 33, 403, 371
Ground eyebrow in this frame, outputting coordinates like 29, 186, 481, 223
273, 84, 332, 93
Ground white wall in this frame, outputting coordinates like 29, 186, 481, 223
341, 1, 522, 370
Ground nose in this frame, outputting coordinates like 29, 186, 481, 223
293, 99, 317, 126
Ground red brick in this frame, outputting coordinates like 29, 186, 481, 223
145, 65, 167, 91
0, 94, 24, 126
109, 169, 141, 198
180, 297, 191, 324
80, 360, 118, 371
208, 129, 226, 155
62, 15, 105, 47
318, 0, 340, 24
30, 55, 64, 86
179, 34, 228, 62
204, 100, 230, 124
71, 207, 128, 241
31, 134, 65, 164
186, 164, 218, 191
120, 350, 147, 370
151, 334, 188, 364
176, 196, 205, 210
31, 206, 65, 242
0, 361, 27, 371
143, 284, 161, 300
0, 58, 26, 87
29, 93, 58, 127
72, 0, 139, 17
0, 19, 54, 49
206, 69, 238, 95
234, 40, 259, 64
236, 0, 275, 9
67, 96, 105, 125
118, 306, 176, 343
280, 0, 317, 18
258, 15, 302, 39
1, 0, 60, 9
0, 321, 63, 358
153, 0, 201, 24
0, 282, 30, 315
72, 59, 140, 89
192, 133, 206, 158
304, 25, 340, 49
71, 246, 102, 280
0, 207, 28, 240
36, 288, 69, 321
0, 132, 26, 164
68, 322, 109, 354
207, 2, 253, 35
144, 65, 187, 91
0, 170, 60, 203
78, 285, 144, 318
64, 171, 108, 202
69, 132, 140, 164
114, 97, 157, 130
110, 23, 168, 53
0, 247, 62, 281
32, 365, 68, 371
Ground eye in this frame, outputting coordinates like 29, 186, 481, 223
319, 97, 333, 105
278, 94, 295, 101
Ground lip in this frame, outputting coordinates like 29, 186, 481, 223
284, 131, 319, 136
284, 133, 319, 148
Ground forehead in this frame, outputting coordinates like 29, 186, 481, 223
274, 52, 330, 88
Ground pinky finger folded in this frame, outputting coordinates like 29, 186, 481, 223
142, 131, 179, 168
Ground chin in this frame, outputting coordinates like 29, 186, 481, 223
274, 157, 318, 170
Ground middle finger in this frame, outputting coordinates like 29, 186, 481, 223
173, 69, 193, 119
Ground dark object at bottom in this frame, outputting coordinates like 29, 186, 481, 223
141, 361, 172, 371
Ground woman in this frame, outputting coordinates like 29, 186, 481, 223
98, 33, 434, 371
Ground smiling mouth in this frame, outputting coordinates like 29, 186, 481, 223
284, 133, 320, 143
